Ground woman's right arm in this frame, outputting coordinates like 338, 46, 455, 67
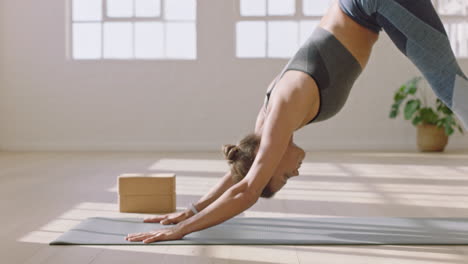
146, 75, 279, 224
190, 75, 279, 216
173, 76, 279, 222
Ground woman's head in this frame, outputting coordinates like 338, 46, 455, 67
223, 133, 306, 198
223, 133, 260, 182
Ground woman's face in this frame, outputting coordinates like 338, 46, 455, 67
266, 139, 306, 196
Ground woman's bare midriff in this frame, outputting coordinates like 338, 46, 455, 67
266, 1, 380, 129
320, 1, 380, 69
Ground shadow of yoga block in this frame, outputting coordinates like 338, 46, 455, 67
118, 173, 176, 214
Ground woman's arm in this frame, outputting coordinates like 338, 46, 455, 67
177, 174, 258, 235
146, 76, 281, 226
195, 73, 280, 212
177, 83, 306, 235
244, 85, 306, 195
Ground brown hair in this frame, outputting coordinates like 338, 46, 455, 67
222, 133, 275, 198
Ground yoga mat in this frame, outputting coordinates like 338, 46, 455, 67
50, 217, 468, 245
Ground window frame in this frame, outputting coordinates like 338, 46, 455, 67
68, 0, 197, 61
235, 0, 328, 59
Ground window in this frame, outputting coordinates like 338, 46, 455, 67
71, 0, 197, 60
435, 0, 468, 58
236, 0, 467, 59
236, 0, 332, 58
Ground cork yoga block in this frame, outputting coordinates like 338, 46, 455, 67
118, 173, 176, 214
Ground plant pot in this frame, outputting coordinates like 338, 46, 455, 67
417, 123, 448, 152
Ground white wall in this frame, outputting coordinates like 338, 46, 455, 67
0, 0, 467, 151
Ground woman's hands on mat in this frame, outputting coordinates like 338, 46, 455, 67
125, 210, 192, 243
126, 225, 186, 244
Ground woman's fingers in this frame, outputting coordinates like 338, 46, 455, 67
126, 231, 158, 241
143, 212, 189, 225
126, 232, 164, 243
143, 233, 163, 244
126, 232, 144, 238
160, 218, 171, 225
143, 215, 167, 223
160, 216, 178, 225
126, 227, 184, 244
126, 231, 151, 239
126, 233, 147, 240
127, 234, 152, 241
160, 213, 186, 225
144, 216, 173, 225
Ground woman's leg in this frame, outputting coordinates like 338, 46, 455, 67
359, 0, 468, 129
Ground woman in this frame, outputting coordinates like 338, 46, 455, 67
126, 0, 467, 243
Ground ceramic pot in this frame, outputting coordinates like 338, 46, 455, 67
417, 123, 448, 152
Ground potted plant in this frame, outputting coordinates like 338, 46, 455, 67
390, 77, 464, 152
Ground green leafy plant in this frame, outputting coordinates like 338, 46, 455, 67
389, 76, 464, 136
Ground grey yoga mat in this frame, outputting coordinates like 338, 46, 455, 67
50, 217, 468, 245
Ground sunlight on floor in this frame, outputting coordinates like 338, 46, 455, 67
392, 194, 468, 208
108, 173, 387, 203
348, 151, 468, 159
149, 159, 229, 173
107, 175, 219, 195
110, 159, 468, 206
294, 245, 465, 264
299, 162, 350, 176
341, 163, 467, 179
377, 183, 468, 196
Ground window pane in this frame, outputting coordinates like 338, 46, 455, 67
458, 22, 468, 57
268, 0, 295, 16
72, 0, 102, 21
103, 22, 133, 59
165, 0, 196, 20
135, 22, 164, 58
438, 0, 468, 15
73, 23, 102, 59
303, 0, 332, 16
299, 20, 319, 45
445, 22, 468, 58
236, 21, 266, 58
240, 0, 266, 16
135, 0, 161, 17
107, 0, 133, 18
268, 21, 298, 58
165, 22, 196, 59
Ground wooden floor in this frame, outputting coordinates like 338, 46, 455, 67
1, 150, 468, 264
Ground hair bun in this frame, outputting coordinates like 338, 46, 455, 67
222, 144, 239, 163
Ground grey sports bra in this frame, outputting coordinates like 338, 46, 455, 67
265, 27, 362, 124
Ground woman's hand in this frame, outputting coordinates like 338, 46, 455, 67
143, 209, 193, 225
126, 225, 185, 244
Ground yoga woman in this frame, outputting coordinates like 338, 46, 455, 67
126, 0, 468, 243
